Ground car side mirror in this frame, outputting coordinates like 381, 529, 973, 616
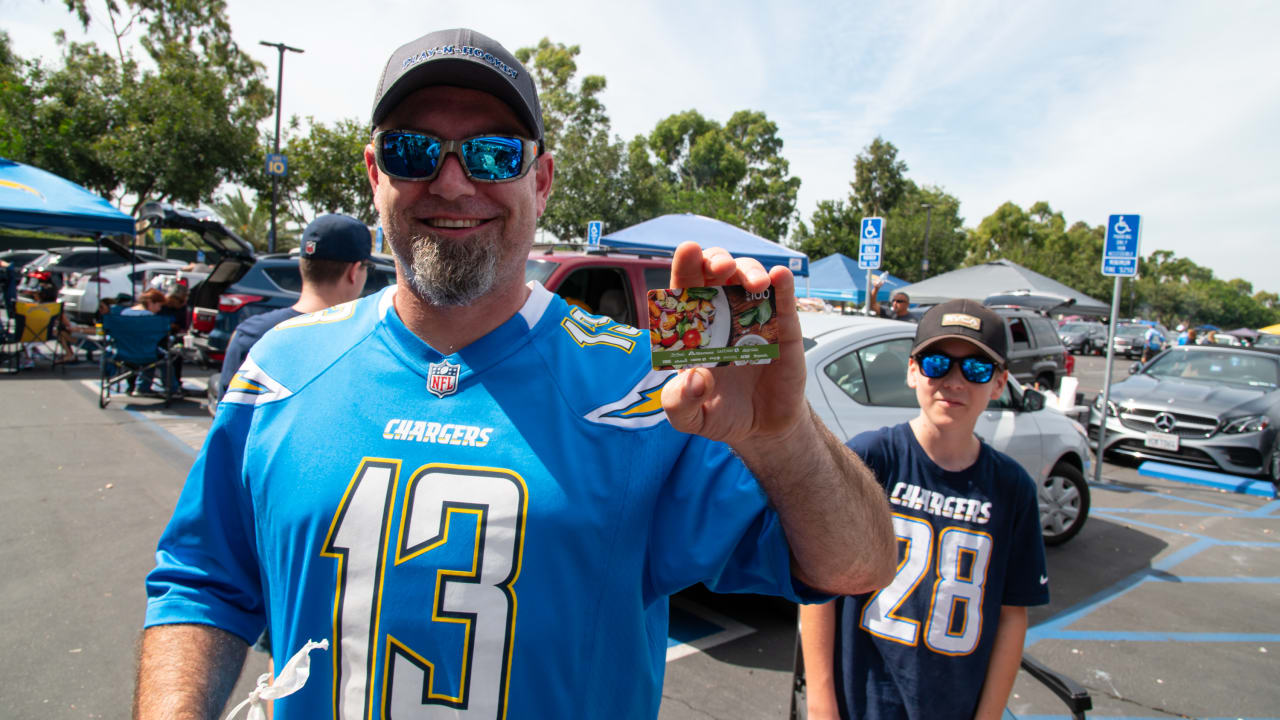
1022, 389, 1045, 412
1128, 363, 1141, 374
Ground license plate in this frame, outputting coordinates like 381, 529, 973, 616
1144, 431, 1179, 451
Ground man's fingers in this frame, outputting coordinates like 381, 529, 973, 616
670, 242, 710, 288
660, 368, 712, 434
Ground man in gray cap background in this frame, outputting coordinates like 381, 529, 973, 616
213, 213, 374, 406
135, 28, 894, 720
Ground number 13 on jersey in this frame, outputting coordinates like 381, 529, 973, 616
861, 514, 993, 655
323, 459, 528, 719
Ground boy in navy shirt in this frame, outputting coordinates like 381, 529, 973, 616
801, 299, 1050, 720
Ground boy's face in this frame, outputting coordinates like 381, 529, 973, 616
907, 337, 1009, 432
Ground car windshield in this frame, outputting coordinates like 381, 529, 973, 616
1060, 323, 1089, 332
1255, 334, 1280, 348
1143, 348, 1280, 389
525, 259, 557, 286
1117, 325, 1147, 338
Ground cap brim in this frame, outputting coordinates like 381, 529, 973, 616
372, 58, 540, 142
913, 334, 1006, 365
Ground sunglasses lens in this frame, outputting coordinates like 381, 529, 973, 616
959, 357, 996, 383
381, 132, 440, 179
461, 136, 526, 180
918, 353, 952, 379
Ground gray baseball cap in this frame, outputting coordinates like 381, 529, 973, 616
370, 28, 544, 149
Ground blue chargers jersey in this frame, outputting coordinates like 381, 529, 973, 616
834, 423, 1048, 720
146, 283, 818, 719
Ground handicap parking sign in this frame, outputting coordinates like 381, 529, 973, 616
1102, 214, 1141, 277
858, 217, 883, 270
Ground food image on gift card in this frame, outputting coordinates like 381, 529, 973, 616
648, 286, 780, 370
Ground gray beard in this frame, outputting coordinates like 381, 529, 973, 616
387, 223, 500, 307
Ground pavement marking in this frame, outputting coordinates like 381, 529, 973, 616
1139, 460, 1277, 497
666, 596, 755, 662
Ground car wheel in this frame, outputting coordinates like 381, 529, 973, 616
1035, 372, 1055, 392
1080, 340, 1091, 356
1040, 461, 1090, 546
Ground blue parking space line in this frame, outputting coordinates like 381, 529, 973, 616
1008, 712, 1280, 717
1090, 507, 1272, 518
126, 408, 198, 459
1148, 575, 1280, 583
1247, 499, 1280, 517
1138, 461, 1277, 498
1027, 538, 1216, 644
1036, 630, 1280, 642
1091, 480, 1248, 512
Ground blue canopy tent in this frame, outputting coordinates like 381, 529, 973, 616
795, 253, 909, 304
600, 213, 809, 277
0, 158, 135, 236
1, 158, 138, 306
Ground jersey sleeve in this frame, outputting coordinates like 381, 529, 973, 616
643, 433, 827, 604
1000, 461, 1050, 607
143, 402, 266, 644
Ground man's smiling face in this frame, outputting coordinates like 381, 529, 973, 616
366, 85, 553, 306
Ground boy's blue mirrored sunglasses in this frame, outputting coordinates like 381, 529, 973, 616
915, 352, 999, 384
373, 130, 538, 183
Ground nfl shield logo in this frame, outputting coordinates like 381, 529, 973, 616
303, 239, 317, 255
427, 360, 461, 398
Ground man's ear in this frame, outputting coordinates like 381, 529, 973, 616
364, 143, 381, 196
533, 151, 554, 217
906, 357, 918, 389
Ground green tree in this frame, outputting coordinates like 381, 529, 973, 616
791, 199, 860, 260
850, 136, 908, 217
11, 0, 273, 212
212, 188, 272, 251
880, 183, 966, 283
514, 39, 663, 242
643, 109, 800, 241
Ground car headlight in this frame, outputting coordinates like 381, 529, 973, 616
1221, 415, 1270, 434
1091, 395, 1119, 417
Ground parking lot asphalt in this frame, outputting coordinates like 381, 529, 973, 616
2, 361, 1277, 719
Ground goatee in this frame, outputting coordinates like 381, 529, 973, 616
385, 217, 499, 307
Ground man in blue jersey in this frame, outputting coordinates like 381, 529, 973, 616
216, 214, 373, 404
799, 299, 1050, 720
136, 28, 896, 720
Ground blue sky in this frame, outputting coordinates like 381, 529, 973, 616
7, 0, 1279, 294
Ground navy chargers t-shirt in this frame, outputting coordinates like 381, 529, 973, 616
835, 422, 1049, 720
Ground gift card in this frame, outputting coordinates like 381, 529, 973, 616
647, 286, 780, 370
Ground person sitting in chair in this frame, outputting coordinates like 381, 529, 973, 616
123, 289, 180, 397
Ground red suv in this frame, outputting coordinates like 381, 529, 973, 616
524, 244, 676, 329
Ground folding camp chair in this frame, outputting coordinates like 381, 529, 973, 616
99, 313, 179, 408
14, 300, 73, 372
788, 611, 1091, 720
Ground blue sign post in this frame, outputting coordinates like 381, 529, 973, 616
265, 153, 288, 177
859, 217, 884, 312
586, 220, 603, 246
1095, 213, 1142, 485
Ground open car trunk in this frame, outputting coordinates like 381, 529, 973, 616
135, 202, 256, 362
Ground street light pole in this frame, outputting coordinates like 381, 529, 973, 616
920, 203, 934, 279
259, 40, 304, 254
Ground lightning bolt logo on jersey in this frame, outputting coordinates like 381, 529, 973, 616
145, 283, 817, 719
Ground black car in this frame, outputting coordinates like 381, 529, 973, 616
989, 305, 1071, 391
1089, 345, 1280, 485
1059, 321, 1107, 355
17, 243, 162, 298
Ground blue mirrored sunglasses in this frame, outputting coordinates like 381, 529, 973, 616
373, 131, 538, 183
915, 352, 999, 384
